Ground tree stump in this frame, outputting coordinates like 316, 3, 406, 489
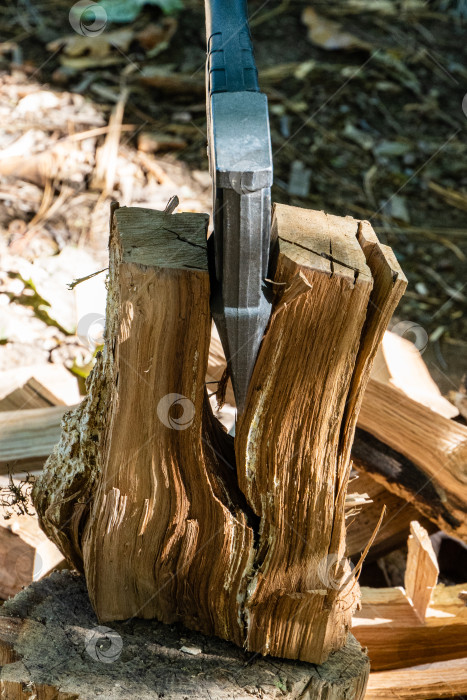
32, 203, 405, 684
0, 571, 369, 700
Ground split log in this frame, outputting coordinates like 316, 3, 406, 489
0, 572, 370, 700
345, 473, 434, 559
353, 379, 467, 541
32, 203, 404, 673
0, 501, 64, 599
371, 330, 458, 419
354, 578, 467, 670
0, 405, 74, 473
0, 364, 81, 411
353, 523, 467, 671
365, 658, 467, 699
404, 520, 439, 621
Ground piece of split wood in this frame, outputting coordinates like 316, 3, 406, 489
365, 657, 467, 699
0, 364, 81, 411
354, 580, 467, 671
0, 405, 76, 473
404, 520, 439, 621
354, 378, 467, 542
0, 492, 64, 599
371, 330, 458, 419
32, 203, 405, 673
346, 474, 434, 559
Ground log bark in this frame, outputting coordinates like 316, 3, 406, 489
32, 203, 404, 670
0, 571, 370, 700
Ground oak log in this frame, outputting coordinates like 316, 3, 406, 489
32, 203, 404, 670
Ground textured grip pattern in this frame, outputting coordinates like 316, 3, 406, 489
206, 0, 259, 94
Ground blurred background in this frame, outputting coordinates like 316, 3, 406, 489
0, 0, 465, 401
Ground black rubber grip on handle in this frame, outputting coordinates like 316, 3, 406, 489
205, 0, 259, 94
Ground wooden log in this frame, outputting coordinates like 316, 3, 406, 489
0, 500, 64, 599
353, 379, 467, 542
0, 405, 74, 474
234, 208, 405, 661
371, 330, 458, 419
0, 364, 81, 411
0, 571, 370, 700
365, 658, 467, 699
354, 580, 467, 671
404, 520, 439, 621
32, 203, 403, 672
345, 473, 434, 559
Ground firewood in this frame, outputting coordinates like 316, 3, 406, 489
352, 524, 466, 673
0, 500, 64, 599
353, 379, 467, 541
404, 520, 439, 621
365, 658, 467, 699
0, 405, 74, 473
0, 571, 370, 700
371, 330, 458, 419
0, 364, 80, 411
32, 203, 403, 673
345, 473, 434, 559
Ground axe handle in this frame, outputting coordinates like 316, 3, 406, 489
205, 0, 259, 94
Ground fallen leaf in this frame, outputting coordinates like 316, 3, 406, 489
47, 28, 134, 60
301, 8, 372, 51
136, 18, 177, 51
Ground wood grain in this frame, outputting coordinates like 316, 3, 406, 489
0, 571, 370, 700
354, 379, 467, 541
32, 204, 402, 672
